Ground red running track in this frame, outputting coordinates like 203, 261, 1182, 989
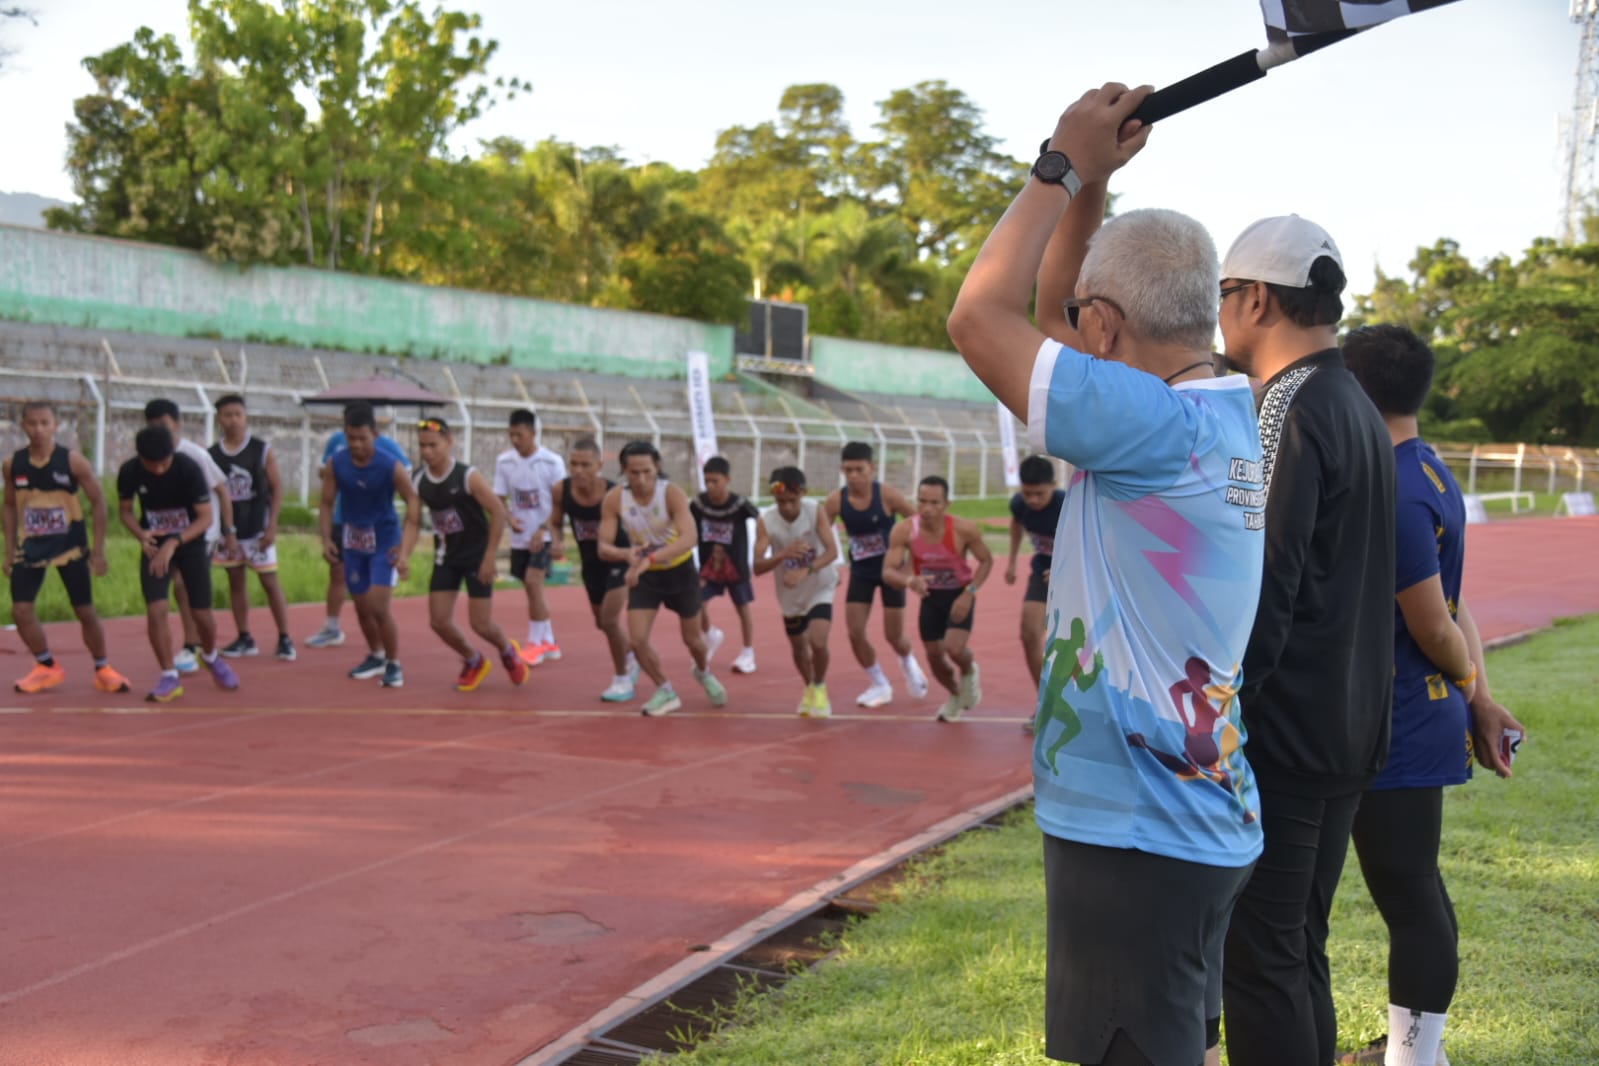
1, 517, 1595, 1066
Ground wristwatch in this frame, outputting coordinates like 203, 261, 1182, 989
224, 525, 237, 536
1032, 138, 1082, 198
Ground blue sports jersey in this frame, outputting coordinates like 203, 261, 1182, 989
330, 448, 401, 553
1010, 488, 1065, 577
1027, 339, 1264, 868
322, 431, 408, 524
1372, 438, 1472, 790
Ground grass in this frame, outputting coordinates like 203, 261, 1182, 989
658, 616, 1599, 1066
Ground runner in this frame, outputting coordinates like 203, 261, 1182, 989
144, 399, 236, 674
318, 402, 422, 689
823, 441, 929, 708
412, 417, 528, 692
3, 400, 130, 694
883, 475, 992, 723
117, 426, 239, 702
546, 437, 638, 702
753, 466, 839, 717
208, 394, 294, 661
598, 441, 725, 717
1005, 454, 1065, 730
692, 455, 761, 674
494, 408, 567, 666
305, 425, 409, 651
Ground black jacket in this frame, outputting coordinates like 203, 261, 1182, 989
1241, 348, 1396, 797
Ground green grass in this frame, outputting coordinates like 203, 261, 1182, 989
659, 616, 1599, 1066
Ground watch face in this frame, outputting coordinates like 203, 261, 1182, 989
1034, 151, 1069, 183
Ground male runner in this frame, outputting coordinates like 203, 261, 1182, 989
692, 455, 761, 673
306, 424, 409, 650
412, 417, 528, 691
144, 399, 236, 674
598, 441, 725, 717
1005, 455, 1065, 701
546, 437, 638, 701
753, 467, 838, 717
495, 408, 567, 666
883, 475, 992, 723
117, 426, 240, 702
209, 394, 294, 661
824, 441, 928, 707
319, 401, 422, 689
4, 400, 130, 694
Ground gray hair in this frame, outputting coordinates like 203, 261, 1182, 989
1078, 208, 1219, 351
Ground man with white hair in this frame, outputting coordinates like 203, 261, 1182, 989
948, 84, 1265, 1066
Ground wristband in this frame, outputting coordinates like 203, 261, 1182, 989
1452, 663, 1477, 688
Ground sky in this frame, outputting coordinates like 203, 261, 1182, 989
0, 0, 1582, 298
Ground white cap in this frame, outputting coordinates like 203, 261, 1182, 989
1221, 215, 1342, 287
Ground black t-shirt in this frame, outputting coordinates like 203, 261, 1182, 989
117, 452, 211, 540
1241, 348, 1397, 796
691, 492, 760, 583
1010, 489, 1064, 577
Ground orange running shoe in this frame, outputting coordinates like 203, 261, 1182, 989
500, 641, 529, 686
455, 654, 492, 692
93, 664, 132, 693
519, 641, 552, 667
14, 661, 66, 694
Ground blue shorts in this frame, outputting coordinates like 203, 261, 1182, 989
343, 549, 397, 595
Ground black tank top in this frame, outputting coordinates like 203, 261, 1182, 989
413, 461, 489, 567
210, 436, 271, 538
9, 445, 88, 566
563, 476, 625, 567
838, 482, 896, 574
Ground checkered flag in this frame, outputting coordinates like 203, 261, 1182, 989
1263, 0, 1461, 38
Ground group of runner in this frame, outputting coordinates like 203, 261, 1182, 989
7, 397, 1065, 720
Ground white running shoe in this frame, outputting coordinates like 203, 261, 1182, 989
600, 678, 635, 702
936, 692, 965, 722
903, 656, 929, 699
704, 626, 725, 661
959, 661, 982, 710
173, 647, 199, 674
731, 648, 757, 675
856, 682, 893, 708
305, 624, 345, 649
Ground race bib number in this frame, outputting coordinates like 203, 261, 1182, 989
343, 524, 378, 553
513, 488, 541, 511
702, 519, 734, 545
783, 545, 819, 570
23, 507, 68, 537
432, 508, 465, 535
850, 530, 887, 560
147, 508, 190, 535
924, 567, 961, 590
573, 518, 600, 542
1029, 532, 1055, 556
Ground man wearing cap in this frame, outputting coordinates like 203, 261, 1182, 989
1216, 215, 1396, 1066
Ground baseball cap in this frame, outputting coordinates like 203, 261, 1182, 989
1221, 215, 1343, 288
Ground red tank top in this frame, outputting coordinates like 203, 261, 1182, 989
909, 515, 973, 590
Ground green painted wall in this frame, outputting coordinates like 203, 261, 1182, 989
809, 335, 992, 404
0, 225, 733, 378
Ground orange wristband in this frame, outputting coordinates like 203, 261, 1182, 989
1452, 663, 1477, 688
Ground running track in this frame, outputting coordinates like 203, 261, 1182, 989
2, 517, 1594, 1066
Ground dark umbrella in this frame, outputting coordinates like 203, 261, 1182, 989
300, 374, 450, 408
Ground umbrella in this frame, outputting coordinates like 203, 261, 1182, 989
300, 374, 449, 408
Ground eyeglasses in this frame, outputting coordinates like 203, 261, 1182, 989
1062, 295, 1126, 331
1219, 281, 1255, 306
416, 418, 446, 432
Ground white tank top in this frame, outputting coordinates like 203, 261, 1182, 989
762, 499, 837, 616
620, 480, 692, 570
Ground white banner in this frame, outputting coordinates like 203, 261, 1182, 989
686, 350, 720, 491
998, 401, 1021, 490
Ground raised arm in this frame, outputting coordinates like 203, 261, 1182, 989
1035, 179, 1110, 347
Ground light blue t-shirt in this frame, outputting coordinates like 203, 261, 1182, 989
322, 431, 409, 524
1026, 339, 1265, 868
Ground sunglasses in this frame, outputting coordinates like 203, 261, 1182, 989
770, 481, 803, 494
1062, 295, 1126, 331
416, 418, 446, 433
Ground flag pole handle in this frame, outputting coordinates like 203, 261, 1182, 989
1131, 49, 1265, 126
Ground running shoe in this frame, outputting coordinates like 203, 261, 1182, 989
456, 655, 491, 692
382, 661, 404, 688
305, 624, 345, 649
537, 642, 562, 664
220, 635, 258, 658
641, 685, 681, 717
14, 661, 65, 694
903, 655, 930, 699
600, 678, 635, 702
173, 646, 200, 674
696, 667, 728, 708
93, 664, 131, 693
856, 682, 893, 709
730, 648, 757, 675
935, 692, 965, 723
806, 684, 832, 719
959, 661, 982, 710
500, 642, 529, 686
146, 674, 184, 703
274, 635, 297, 662
349, 653, 386, 680
206, 654, 240, 691
519, 641, 552, 666
796, 686, 813, 716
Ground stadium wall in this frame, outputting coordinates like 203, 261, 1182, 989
809, 336, 992, 404
0, 224, 734, 380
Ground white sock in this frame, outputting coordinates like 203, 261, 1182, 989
741, 646, 755, 656
901, 652, 920, 673
1385, 1005, 1447, 1066
626, 651, 639, 670
613, 674, 630, 687
866, 664, 889, 687
324, 615, 340, 630
538, 620, 555, 644
526, 621, 539, 643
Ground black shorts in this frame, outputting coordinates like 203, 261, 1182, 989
510, 544, 552, 581
918, 587, 974, 643
1044, 834, 1253, 1066
783, 603, 833, 637
10, 556, 94, 608
429, 557, 493, 599
141, 539, 212, 609
580, 557, 627, 606
1025, 564, 1050, 604
702, 577, 755, 606
845, 568, 906, 609
629, 561, 702, 617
